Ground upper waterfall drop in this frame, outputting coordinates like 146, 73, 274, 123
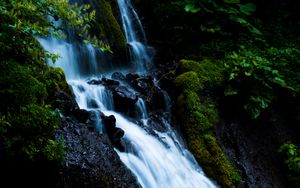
117, 0, 153, 73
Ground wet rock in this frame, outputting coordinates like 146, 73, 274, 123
87, 79, 102, 85
56, 116, 140, 187
87, 99, 99, 109
126, 73, 140, 81
52, 90, 79, 114
147, 112, 168, 132
112, 86, 138, 113
147, 87, 166, 111
111, 72, 126, 81
73, 109, 91, 123
124, 74, 166, 111
101, 77, 120, 87
215, 114, 292, 188
130, 77, 153, 95
102, 115, 125, 151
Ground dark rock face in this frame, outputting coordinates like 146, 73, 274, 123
215, 113, 294, 188
56, 116, 140, 188
48, 86, 140, 187
52, 90, 80, 114
102, 114, 125, 151
111, 72, 126, 81
87, 79, 102, 85
112, 86, 138, 113
124, 73, 167, 111
102, 77, 120, 86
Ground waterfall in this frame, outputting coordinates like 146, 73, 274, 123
38, 0, 217, 187
117, 0, 153, 73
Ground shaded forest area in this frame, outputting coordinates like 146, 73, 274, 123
1, 0, 300, 187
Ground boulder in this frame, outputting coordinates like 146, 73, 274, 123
55, 116, 139, 187
125, 73, 140, 81
87, 79, 102, 85
112, 86, 138, 113
101, 77, 120, 87
52, 90, 79, 114
111, 72, 126, 81
102, 115, 125, 151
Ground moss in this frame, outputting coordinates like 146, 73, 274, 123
41, 67, 72, 95
86, 0, 126, 53
174, 66, 241, 186
187, 134, 241, 188
177, 59, 225, 88
175, 71, 203, 92
0, 60, 47, 112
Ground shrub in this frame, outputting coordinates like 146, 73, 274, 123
3, 104, 63, 161
0, 60, 47, 112
278, 143, 300, 187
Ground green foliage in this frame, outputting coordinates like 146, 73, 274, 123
278, 143, 300, 187
0, 59, 65, 161
223, 46, 297, 118
0, 60, 47, 112
183, 0, 260, 35
0, 0, 107, 63
3, 104, 64, 161
41, 67, 72, 95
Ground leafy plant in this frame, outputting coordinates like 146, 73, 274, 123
278, 143, 300, 187
0, 0, 107, 64
223, 46, 291, 118
183, 0, 260, 35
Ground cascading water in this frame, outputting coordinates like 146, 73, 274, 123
117, 0, 153, 73
38, 0, 217, 187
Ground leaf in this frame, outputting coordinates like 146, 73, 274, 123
235, 17, 248, 24
249, 26, 262, 35
224, 0, 240, 3
239, 3, 256, 15
184, 4, 200, 13
224, 87, 239, 96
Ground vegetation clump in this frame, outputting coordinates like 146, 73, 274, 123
278, 143, 300, 187
0, 0, 97, 162
175, 61, 241, 187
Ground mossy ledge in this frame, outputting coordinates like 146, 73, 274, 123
174, 59, 241, 187
84, 0, 127, 53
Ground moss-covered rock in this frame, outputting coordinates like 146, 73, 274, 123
177, 59, 225, 88
41, 67, 72, 95
175, 71, 203, 92
174, 58, 241, 187
187, 134, 241, 188
84, 0, 126, 53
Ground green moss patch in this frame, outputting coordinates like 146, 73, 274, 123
177, 59, 225, 88
174, 58, 241, 187
175, 71, 203, 92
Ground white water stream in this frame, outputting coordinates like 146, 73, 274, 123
38, 0, 217, 187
